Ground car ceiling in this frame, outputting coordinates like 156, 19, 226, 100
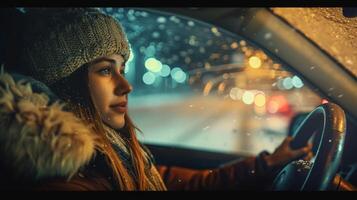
271, 8, 357, 78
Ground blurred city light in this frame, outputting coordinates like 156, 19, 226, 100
292, 75, 304, 88
242, 91, 255, 105
145, 58, 162, 72
142, 71, 156, 85
160, 64, 171, 77
248, 56, 262, 69
171, 67, 186, 83
254, 93, 266, 107
282, 77, 293, 90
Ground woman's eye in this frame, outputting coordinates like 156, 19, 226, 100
98, 67, 112, 76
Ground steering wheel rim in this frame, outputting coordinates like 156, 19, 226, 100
273, 102, 346, 191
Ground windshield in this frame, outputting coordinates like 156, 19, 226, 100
101, 8, 323, 155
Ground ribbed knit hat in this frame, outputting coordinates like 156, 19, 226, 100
19, 8, 130, 85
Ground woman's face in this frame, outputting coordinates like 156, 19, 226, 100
87, 54, 132, 129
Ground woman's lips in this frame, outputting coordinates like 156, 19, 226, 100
110, 102, 127, 113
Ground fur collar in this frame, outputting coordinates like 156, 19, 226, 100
0, 72, 97, 181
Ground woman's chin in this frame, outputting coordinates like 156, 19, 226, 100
104, 116, 125, 129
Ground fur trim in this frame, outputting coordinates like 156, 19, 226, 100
0, 72, 97, 180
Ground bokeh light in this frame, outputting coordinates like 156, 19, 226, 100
248, 56, 262, 69
145, 57, 162, 72
142, 71, 156, 85
242, 91, 254, 105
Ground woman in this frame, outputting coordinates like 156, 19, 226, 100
0, 8, 311, 190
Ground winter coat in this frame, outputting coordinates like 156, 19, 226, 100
0, 72, 277, 190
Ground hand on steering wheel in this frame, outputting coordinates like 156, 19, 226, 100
271, 103, 346, 191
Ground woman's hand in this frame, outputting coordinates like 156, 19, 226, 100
263, 136, 313, 168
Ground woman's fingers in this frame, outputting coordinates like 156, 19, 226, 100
282, 136, 293, 146
303, 151, 314, 161
291, 145, 312, 159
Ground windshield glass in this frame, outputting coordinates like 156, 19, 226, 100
101, 8, 323, 155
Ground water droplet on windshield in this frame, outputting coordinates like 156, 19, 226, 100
338, 94, 344, 98
264, 32, 272, 40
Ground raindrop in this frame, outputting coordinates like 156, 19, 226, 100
141, 12, 148, 17
310, 66, 315, 70
174, 36, 180, 41
338, 94, 344, 98
328, 139, 332, 143
78, 173, 85, 178
187, 21, 195, 26
157, 16, 166, 23
251, 170, 255, 174
158, 24, 165, 30
152, 32, 160, 38
264, 32, 272, 40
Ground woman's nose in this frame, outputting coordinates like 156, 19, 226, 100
114, 74, 132, 96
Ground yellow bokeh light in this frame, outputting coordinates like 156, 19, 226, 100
230, 42, 239, 49
249, 56, 262, 69
218, 82, 225, 93
254, 93, 266, 107
203, 81, 213, 96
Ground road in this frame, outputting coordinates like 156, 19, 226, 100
129, 94, 287, 155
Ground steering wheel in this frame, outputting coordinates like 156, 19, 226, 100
271, 103, 346, 191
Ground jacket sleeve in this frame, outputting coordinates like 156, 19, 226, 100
156, 151, 278, 190
32, 173, 113, 191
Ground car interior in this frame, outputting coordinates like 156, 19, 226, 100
1, 7, 356, 191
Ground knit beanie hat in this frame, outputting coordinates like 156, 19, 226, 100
17, 8, 130, 85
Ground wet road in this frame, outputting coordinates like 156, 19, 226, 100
129, 94, 286, 155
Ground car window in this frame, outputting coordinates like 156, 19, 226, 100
101, 8, 323, 155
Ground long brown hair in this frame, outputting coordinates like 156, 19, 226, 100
50, 64, 148, 190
